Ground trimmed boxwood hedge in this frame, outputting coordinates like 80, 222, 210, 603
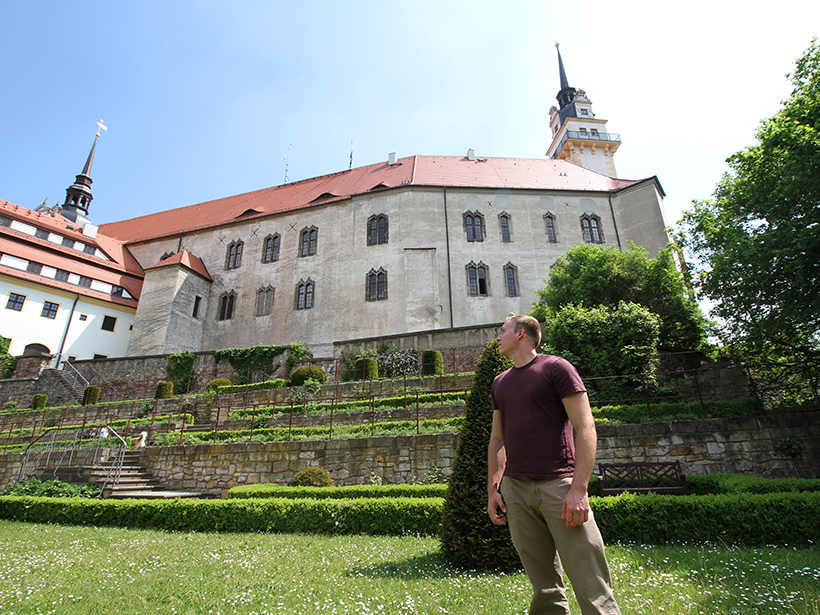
229, 483, 448, 500
1, 491, 819, 547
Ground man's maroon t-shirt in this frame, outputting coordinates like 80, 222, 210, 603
491, 354, 586, 480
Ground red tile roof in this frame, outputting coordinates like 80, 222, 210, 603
1, 200, 144, 304
99, 156, 645, 244
145, 249, 211, 281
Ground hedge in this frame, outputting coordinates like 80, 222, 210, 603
229, 483, 448, 500
1, 492, 818, 546
0, 496, 443, 536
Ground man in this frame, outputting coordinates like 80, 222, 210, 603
487, 313, 620, 615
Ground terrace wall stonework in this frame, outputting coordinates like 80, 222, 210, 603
2, 409, 815, 497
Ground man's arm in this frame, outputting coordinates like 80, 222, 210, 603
487, 409, 507, 525
562, 391, 597, 527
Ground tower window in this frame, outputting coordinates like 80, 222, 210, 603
581, 214, 604, 244
544, 213, 557, 243
366, 268, 387, 301
591, 128, 599, 138
6, 292, 26, 311
579, 128, 588, 136
192, 295, 202, 319
498, 213, 512, 243
503, 263, 519, 297
256, 286, 275, 316
226, 240, 243, 270
580, 109, 589, 116
218, 291, 236, 321
464, 211, 485, 242
262, 234, 280, 263
296, 280, 315, 310
300, 227, 318, 257
367, 215, 388, 246
466, 262, 489, 296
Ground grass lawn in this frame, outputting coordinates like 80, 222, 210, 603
0, 520, 818, 614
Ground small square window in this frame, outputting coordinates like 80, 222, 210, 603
79, 314, 88, 321
41, 301, 59, 319
93, 353, 108, 360
101, 315, 117, 332
5, 292, 26, 311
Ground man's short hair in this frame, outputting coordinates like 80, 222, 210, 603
505, 313, 542, 347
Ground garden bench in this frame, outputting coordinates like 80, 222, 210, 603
597, 461, 689, 496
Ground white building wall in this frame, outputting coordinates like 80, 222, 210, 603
0, 276, 134, 359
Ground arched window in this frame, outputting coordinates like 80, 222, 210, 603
255, 286, 275, 316
23, 343, 50, 355
466, 262, 489, 296
295, 279, 315, 310
262, 234, 280, 263
503, 263, 519, 297
463, 211, 485, 242
218, 291, 236, 321
366, 268, 387, 301
367, 215, 388, 245
226, 240, 243, 270
544, 212, 557, 243
580, 214, 604, 244
498, 213, 512, 243
300, 227, 318, 257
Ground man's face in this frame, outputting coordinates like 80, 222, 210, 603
496, 320, 519, 357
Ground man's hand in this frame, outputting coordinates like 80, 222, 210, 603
487, 491, 507, 525
561, 487, 590, 527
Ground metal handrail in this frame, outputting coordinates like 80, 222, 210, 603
550, 130, 621, 158
51, 354, 89, 392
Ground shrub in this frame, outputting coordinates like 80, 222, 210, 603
289, 466, 334, 487
376, 348, 419, 378
154, 381, 174, 399
440, 339, 518, 572
353, 357, 378, 381
289, 365, 328, 387
1, 357, 16, 379
205, 378, 232, 393
421, 349, 443, 376
0, 478, 100, 498
31, 394, 48, 410
82, 386, 100, 406
214, 378, 287, 394
229, 483, 447, 500
3, 400, 19, 411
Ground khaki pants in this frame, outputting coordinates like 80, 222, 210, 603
500, 476, 620, 615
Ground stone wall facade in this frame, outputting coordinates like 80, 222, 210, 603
3, 409, 815, 497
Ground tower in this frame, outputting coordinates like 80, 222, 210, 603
62, 136, 98, 225
545, 44, 621, 177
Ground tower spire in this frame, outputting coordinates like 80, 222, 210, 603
554, 43, 577, 111
62, 122, 105, 224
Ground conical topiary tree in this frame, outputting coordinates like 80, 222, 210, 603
440, 339, 520, 572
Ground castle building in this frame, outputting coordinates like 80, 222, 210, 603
2, 49, 669, 363
0, 138, 142, 361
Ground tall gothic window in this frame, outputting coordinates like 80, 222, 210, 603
295, 279, 315, 310
262, 234, 280, 263
226, 240, 243, 269
498, 213, 511, 243
255, 286, 275, 316
218, 291, 236, 321
366, 268, 387, 301
466, 262, 489, 296
580, 214, 604, 244
367, 215, 388, 246
300, 227, 318, 257
544, 213, 557, 243
503, 263, 519, 297
463, 211, 485, 242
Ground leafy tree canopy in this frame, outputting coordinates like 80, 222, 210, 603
531, 242, 707, 351
677, 39, 820, 361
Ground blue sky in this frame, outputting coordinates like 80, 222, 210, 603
1, 1, 818, 228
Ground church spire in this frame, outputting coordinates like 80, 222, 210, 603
555, 43, 576, 110
62, 120, 106, 224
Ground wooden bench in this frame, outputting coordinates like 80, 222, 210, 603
598, 461, 689, 496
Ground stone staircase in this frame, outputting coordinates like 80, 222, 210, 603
91, 450, 204, 499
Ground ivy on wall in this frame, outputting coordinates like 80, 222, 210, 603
166, 352, 196, 394
213, 342, 311, 384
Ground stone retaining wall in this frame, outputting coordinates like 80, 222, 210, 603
2, 409, 817, 497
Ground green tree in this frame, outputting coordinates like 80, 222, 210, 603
440, 340, 519, 572
531, 243, 707, 351
677, 39, 820, 361
545, 302, 661, 402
